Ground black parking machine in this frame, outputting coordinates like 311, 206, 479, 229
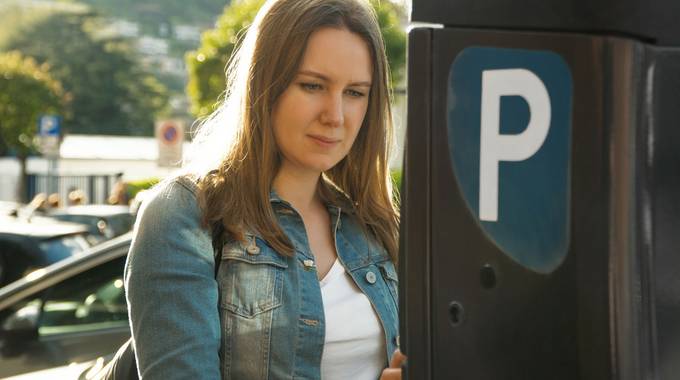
400, 0, 680, 378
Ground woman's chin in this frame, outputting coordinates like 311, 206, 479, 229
302, 158, 342, 173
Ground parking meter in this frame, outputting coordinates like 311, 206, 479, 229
400, 1, 680, 379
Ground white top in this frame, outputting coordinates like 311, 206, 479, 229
319, 259, 386, 380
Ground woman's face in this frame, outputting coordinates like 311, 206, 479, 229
272, 27, 372, 176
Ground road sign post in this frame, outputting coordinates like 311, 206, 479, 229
155, 120, 184, 168
37, 115, 61, 195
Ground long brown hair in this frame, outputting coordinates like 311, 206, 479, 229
189, 0, 399, 262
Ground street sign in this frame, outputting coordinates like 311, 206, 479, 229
37, 115, 62, 158
38, 115, 61, 136
156, 120, 184, 167
447, 46, 573, 274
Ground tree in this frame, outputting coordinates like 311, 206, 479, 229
0, 4, 169, 136
53, 0, 228, 30
0, 51, 65, 201
185, 0, 263, 117
373, 0, 407, 85
186, 0, 407, 118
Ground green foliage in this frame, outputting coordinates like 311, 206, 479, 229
186, 0, 407, 118
126, 177, 161, 198
0, 3, 169, 136
0, 51, 64, 156
390, 169, 402, 192
186, 0, 264, 117
0, 4, 50, 48
55, 0, 229, 30
372, 0, 407, 86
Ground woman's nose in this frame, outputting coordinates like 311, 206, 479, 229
320, 93, 344, 127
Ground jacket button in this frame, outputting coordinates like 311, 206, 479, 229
366, 271, 377, 284
303, 259, 316, 270
246, 244, 260, 255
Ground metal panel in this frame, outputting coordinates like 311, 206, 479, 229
648, 47, 680, 379
400, 27, 433, 380
416, 27, 657, 379
605, 38, 657, 380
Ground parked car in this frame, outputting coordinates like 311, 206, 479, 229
0, 217, 91, 286
47, 205, 135, 245
3, 356, 104, 380
0, 234, 132, 378
2, 352, 127, 380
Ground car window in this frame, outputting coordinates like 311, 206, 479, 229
38, 234, 91, 263
0, 299, 42, 332
105, 214, 135, 236
0, 255, 129, 339
50, 215, 98, 230
38, 256, 128, 335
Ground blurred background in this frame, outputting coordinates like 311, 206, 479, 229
0, 1, 408, 378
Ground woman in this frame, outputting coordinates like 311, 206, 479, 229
125, 0, 404, 378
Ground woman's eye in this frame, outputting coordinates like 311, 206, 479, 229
300, 82, 322, 91
346, 89, 366, 98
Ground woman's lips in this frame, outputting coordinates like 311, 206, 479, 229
308, 134, 340, 148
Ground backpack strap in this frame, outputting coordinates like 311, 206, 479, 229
211, 221, 225, 278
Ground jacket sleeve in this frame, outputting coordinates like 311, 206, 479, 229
124, 179, 221, 379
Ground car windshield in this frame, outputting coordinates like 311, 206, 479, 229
51, 214, 134, 239
105, 214, 135, 235
38, 234, 91, 263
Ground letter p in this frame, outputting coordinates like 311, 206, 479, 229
479, 69, 551, 222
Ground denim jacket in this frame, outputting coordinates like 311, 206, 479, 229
124, 176, 399, 379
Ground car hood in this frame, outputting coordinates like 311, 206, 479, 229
2, 358, 101, 380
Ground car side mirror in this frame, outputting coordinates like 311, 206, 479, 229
0, 303, 40, 357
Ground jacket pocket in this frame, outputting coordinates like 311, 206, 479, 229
218, 235, 287, 318
217, 236, 287, 380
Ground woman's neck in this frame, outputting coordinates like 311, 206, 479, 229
273, 164, 322, 213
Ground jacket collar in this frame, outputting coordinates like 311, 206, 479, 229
268, 182, 356, 215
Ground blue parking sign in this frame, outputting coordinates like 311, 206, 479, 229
38, 115, 61, 137
447, 47, 573, 274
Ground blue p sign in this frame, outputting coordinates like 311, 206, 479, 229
38, 115, 61, 137
447, 47, 573, 274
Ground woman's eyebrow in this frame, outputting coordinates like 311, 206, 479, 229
297, 70, 372, 87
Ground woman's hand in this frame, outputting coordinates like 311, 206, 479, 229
380, 349, 407, 380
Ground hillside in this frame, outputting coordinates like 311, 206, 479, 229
51, 0, 232, 118
56, 0, 228, 29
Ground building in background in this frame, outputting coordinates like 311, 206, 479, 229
0, 135, 188, 203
